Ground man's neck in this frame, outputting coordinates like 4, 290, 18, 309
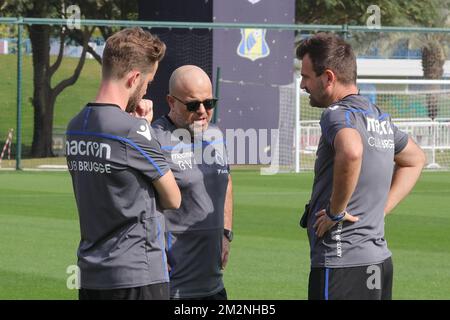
95, 80, 129, 111
327, 84, 359, 106
165, 113, 177, 126
167, 112, 182, 129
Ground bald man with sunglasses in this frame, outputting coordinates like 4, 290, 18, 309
152, 65, 233, 300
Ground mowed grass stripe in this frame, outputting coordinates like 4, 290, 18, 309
0, 213, 79, 300
391, 249, 450, 299
0, 170, 449, 299
0, 269, 77, 300
224, 234, 310, 300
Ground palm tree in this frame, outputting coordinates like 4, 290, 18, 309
422, 36, 447, 119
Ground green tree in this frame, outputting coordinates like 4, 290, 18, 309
418, 7, 450, 118
296, 0, 450, 119
0, 0, 138, 157
68, 0, 138, 64
296, 0, 442, 26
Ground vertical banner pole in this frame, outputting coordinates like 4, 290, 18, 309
295, 77, 301, 173
213, 66, 221, 124
16, 18, 23, 170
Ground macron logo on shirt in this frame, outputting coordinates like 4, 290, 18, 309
328, 105, 340, 111
137, 123, 152, 141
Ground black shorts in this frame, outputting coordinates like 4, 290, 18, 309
171, 288, 228, 300
308, 257, 393, 300
79, 282, 169, 300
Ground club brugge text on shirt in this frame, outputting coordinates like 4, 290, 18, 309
66, 139, 112, 173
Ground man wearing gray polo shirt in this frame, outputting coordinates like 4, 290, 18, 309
66, 28, 181, 300
152, 65, 233, 300
297, 33, 426, 300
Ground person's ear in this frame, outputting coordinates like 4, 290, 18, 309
322, 69, 336, 89
126, 71, 141, 89
166, 94, 175, 110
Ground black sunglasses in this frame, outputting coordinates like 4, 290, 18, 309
171, 95, 218, 112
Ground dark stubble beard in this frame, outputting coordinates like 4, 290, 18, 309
125, 79, 146, 113
307, 81, 327, 108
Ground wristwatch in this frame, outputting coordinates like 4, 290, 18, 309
224, 229, 233, 242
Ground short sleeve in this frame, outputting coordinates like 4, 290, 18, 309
126, 120, 170, 181
320, 106, 354, 146
392, 123, 409, 154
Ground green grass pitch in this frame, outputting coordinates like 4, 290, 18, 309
0, 169, 449, 299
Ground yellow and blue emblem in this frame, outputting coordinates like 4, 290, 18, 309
237, 28, 270, 61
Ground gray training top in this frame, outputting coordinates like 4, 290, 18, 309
66, 103, 170, 289
152, 115, 230, 299
308, 94, 409, 268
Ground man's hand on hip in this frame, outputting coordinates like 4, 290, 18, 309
313, 209, 359, 237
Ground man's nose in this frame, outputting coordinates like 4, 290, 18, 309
196, 103, 207, 114
300, 78, 306, 90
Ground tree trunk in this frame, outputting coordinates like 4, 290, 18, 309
422, 39, 445, 120
32, 95, 56, 158
29, 25, 55, 157
28, 24, 90, 158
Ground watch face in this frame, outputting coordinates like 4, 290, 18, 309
224, 229, 233, 242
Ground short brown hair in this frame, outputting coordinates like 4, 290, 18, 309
296, 33, 356, 85
102, 27, 166, 79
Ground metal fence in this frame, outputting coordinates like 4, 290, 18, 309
0, 17, 450, 170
